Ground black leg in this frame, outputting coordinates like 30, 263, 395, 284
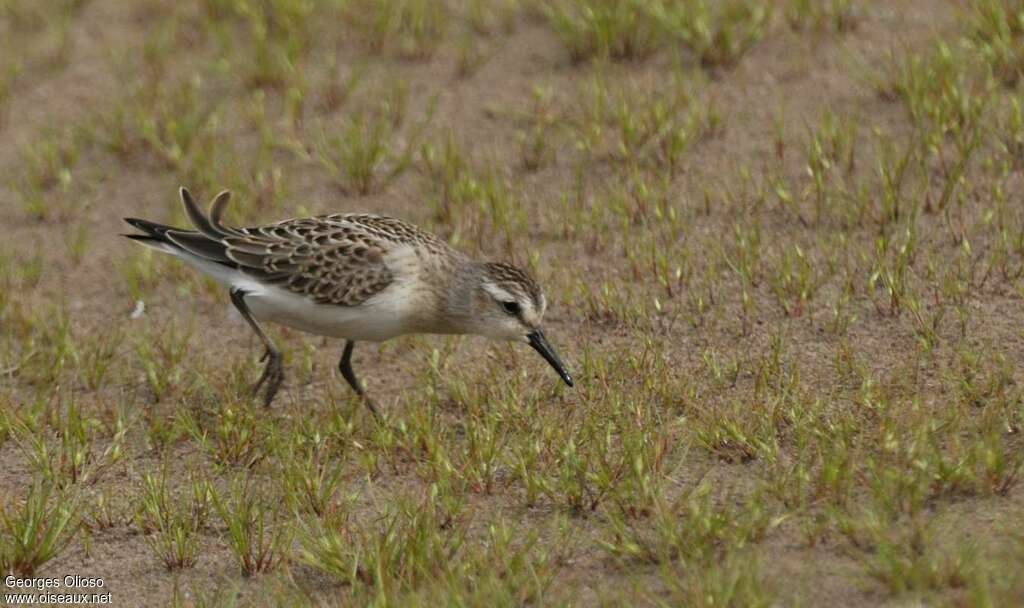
229, 288, 283, 407
339, 340, 381, 419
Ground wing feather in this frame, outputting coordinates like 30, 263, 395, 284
179, 187, 226, 239
222, 218, 397, 306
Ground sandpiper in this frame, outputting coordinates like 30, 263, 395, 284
123, 188, 573, 415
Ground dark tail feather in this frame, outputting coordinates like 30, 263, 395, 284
122, 233, 162, 244
122, 218, 181, 254
165, 229, 232, 263
123, 217, 175, 241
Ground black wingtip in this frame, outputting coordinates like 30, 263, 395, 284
179, 186, 227, 239
209, 190, 233, 233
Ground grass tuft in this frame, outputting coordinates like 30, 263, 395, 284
0, 479, 80, 576
213, 476, 292, 577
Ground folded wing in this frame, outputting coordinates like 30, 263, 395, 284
161, 188, 396, 306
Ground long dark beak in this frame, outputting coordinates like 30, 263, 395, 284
527, 330, 573, 387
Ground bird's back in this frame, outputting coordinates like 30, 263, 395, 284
233, 213, 463, 306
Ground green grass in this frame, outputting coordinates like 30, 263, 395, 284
0, 479, 80, 576
299, 493, 561, 603
542, 0, 665, 62
314, 111, 407, 196
344, 0, 448, 60
542, 0, 770, 67
136, 470, 211, 571
16, 126, 83, 221
968, 0, 1024, 87
213, 475, 292, 577
786, 0, 858, 32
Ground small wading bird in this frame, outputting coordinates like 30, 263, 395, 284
123, 188, 573, 416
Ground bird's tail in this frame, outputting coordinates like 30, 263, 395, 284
122, 187, 237, 263
122, 217, 178, 254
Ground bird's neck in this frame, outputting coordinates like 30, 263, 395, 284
404, 254, 481, 335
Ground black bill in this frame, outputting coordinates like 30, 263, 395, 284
527, 330, 573, 387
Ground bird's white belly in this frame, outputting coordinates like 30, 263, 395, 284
177, 253, 411, 342
246, 284, 407, 342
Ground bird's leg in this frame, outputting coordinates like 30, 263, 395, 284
229, 288, 283, 407
339, 340, 381, 419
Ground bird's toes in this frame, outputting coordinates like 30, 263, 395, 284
261, 359, 285, 407
251, 368, 269, 397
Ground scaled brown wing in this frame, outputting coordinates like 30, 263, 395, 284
223, 218, 395, 306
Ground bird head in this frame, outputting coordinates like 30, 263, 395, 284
464, 262, 573, 387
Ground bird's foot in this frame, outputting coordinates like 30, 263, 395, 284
361, 395, 382, 421
252, 348, 284, 407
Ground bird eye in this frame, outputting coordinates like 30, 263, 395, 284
501, 301, 521, 316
